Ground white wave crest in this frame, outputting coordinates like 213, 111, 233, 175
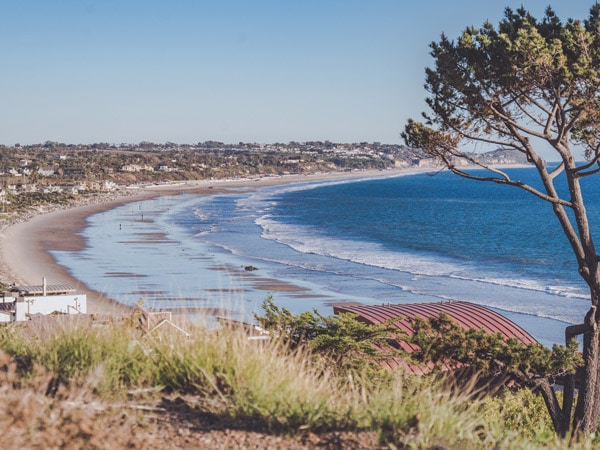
256, 215, 589, 303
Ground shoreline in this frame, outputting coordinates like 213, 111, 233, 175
0, 193, 158, 314
0, 167, 436, 315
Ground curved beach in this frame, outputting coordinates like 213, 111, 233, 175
0, 193, 157, 314
0, 169, 422, 315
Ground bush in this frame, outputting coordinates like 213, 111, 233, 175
480, 388, 555, 443
256, 297, 404, 375
0, 309, 596, 448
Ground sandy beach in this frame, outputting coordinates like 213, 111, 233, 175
0, 168, 426, 315
0, 192, 159, 314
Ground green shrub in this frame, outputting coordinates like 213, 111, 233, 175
480, 388, 555, 442
256, 297, 405, 375
0, 318, 154, 392
0, 311, 597, 448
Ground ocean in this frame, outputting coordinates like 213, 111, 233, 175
51, 168, 599, 346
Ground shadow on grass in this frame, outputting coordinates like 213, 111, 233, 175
156, 395, 388, 450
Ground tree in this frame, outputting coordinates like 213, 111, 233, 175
408, 312, 581, 428
256, 298, 404, 374
402, 5, 600, 436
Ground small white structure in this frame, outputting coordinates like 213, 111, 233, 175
0, 278, 86, 323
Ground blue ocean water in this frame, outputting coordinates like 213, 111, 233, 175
51, 169, 600, 346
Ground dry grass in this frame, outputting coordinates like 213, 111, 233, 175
0, 351, 149, 450
0, 314, 597, 449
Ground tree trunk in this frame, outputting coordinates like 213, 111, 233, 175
574, 306, 600, 433
536, 378, 568, 436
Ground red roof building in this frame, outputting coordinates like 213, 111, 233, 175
333, 301, 538, 374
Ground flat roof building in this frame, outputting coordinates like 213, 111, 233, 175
0, 278, 86, 322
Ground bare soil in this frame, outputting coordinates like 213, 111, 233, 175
136, 395, 388, 450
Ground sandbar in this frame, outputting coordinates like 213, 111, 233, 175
0, 167, 441, 315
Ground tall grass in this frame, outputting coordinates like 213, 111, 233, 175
0, 316, 154, 393
0, 314, 596, 448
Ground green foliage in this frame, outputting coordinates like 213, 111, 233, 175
418, 5, 600, 142
0, 319, 153, 392
256, 297, 405, 373
147, 327, 232, 395
0, 314, 598, 447
358, 372, 486, 448
403, 4, 600, 175
0, 325, 37, 373
40, 329, 98, 381
11, 191, 75, 211
410, 312, 582, 380
403, 4, 600, 436
480, 388, 555, 442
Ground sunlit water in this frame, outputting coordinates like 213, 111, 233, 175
52, 169, 600, 346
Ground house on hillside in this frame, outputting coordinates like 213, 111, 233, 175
121, 164, 154, 173
0, 279, 86, 323
37, 167, 55, 177
103, 180, 118, 191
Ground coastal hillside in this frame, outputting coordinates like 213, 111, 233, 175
0, 142, 527, 215
0, 309, 585, 449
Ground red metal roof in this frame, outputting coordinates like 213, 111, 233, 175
333, 301, 538, 374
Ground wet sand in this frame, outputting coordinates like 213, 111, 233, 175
0, 167, 436, 315
0, 193, 158, 314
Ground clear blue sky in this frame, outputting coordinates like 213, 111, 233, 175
0, 1, 594, 146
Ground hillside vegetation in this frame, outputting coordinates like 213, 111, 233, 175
0, 141, 526, 215
0, 305, 593, 450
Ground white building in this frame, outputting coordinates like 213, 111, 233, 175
0, 279, 86, 323
121, 164, 155, 173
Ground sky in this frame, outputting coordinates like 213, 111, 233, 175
0, 1, 596, 146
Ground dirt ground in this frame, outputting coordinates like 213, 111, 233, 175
137, 395, 388, 450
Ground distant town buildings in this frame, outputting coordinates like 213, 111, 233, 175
0, 141, 528, 216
